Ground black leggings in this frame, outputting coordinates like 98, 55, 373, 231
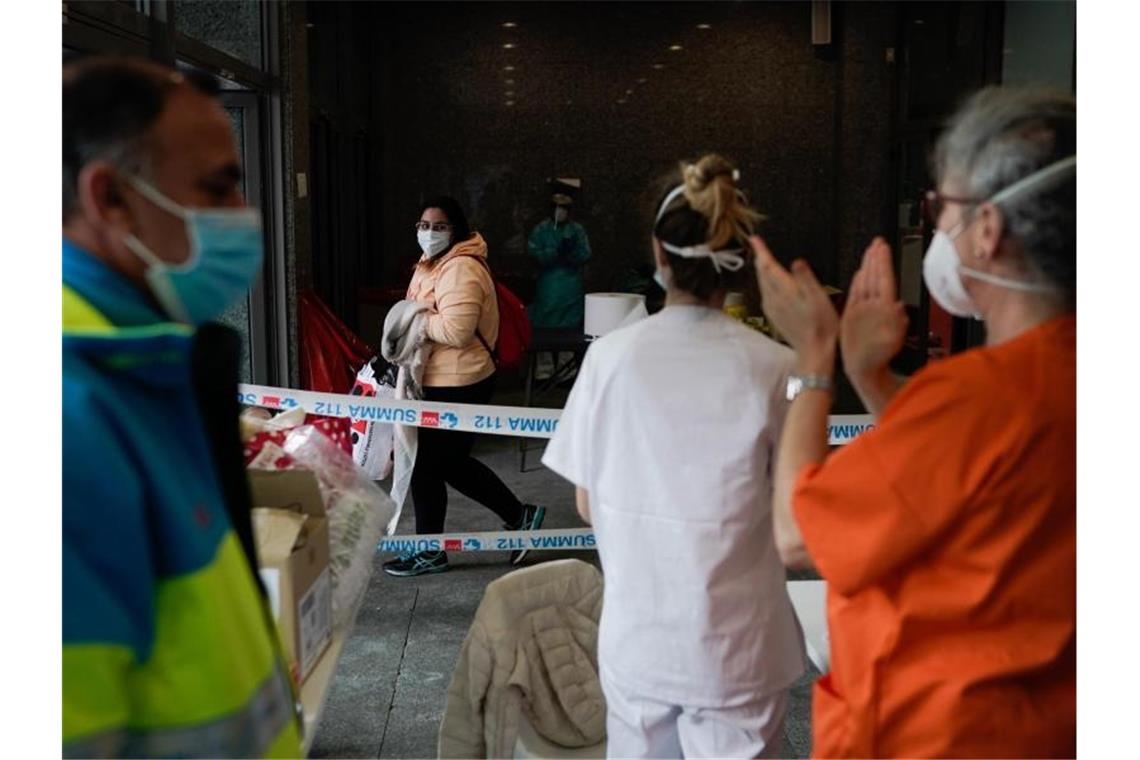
411, 375, 525, 535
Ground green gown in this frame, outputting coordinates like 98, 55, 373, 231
527, 218, 591, 329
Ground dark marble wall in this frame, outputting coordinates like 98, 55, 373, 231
305, 0, 390, 332
307, 1, 901, 319
176, 0, 263, 68
833, 1, 900, 284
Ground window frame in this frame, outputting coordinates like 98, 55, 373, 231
63, 0, 289, 386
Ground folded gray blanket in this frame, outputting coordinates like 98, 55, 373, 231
381, 299, 431, 369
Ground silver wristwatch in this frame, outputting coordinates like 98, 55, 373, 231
786, 373, 833, 401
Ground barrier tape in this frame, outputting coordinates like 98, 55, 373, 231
239, 384, 876, 445
379, 527, 596, 554
241, 384, 876, 555
826, 414, 879, 446
239, 383, 562, 439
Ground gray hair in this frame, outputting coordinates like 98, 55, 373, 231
934, 86, 1076, 302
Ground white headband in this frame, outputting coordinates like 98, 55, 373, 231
655, 184, 746, 273
988, 155, 1076, 205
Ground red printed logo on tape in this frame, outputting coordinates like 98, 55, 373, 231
422, 411, 440, 427
261, 395, 280, 407
444, 539, 461, 551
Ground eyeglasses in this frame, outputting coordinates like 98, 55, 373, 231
414, 221, 452, 233
921, 189, 983, 226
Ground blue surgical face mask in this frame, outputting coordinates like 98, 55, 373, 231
122, 177, 264, 324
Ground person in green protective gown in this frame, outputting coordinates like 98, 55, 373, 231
528, 193, 591, 329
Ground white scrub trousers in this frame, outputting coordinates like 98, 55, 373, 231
600, 668, 787, 759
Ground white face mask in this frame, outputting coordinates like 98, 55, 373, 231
922, 156, 1075, 318
922, 229, 984, 318
417, 229, 451, 258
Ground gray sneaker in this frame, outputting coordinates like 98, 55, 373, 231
383, 550, 450, 577
509, 504, 546, 566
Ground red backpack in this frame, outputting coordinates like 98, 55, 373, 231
452, 255, 532, 372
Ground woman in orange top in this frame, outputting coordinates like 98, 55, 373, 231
751, 87, 1075, 757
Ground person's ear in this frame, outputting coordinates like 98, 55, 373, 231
969, 201, 1005, 265
76, 161, 133, 233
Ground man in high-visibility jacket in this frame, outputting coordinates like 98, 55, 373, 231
62, 56, 301, 758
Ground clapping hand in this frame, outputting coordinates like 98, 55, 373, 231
840, 237, 908, 383
749, 236, 839, 365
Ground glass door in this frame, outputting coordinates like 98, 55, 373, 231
217, 90, 269, 384
66, 0, 286, 385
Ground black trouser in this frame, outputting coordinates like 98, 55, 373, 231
411, 375, 526, 535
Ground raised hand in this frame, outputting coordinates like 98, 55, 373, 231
749, 236, 839, 359
840, 237, 908, 380
838, 237, 909, 415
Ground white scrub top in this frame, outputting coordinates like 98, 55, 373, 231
543, 304, 806, 707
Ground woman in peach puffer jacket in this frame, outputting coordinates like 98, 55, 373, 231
382, 196, 545, 578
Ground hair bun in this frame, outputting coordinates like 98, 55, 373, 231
682, 162, 706, 192
670, 153, 762, 251
682, 158, 740, 193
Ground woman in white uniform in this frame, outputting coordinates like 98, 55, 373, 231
543, 154, 805, 759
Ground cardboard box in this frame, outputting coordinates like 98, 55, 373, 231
249, 469, 333, 685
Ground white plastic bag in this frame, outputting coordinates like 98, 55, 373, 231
282, 425, 399, 628
349, 357, 397, 481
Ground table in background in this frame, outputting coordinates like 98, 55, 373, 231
518, 328, 589, 471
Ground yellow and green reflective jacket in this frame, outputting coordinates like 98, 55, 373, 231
62, 240, 301, 758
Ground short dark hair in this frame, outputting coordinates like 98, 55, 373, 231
418, 195, 472, 252
62, 56, 220, 220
